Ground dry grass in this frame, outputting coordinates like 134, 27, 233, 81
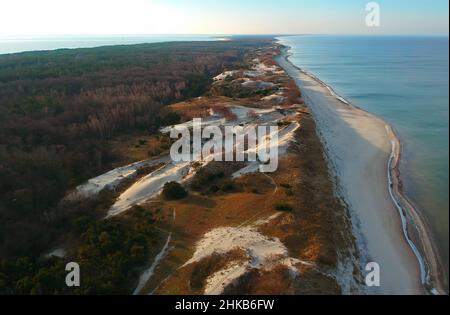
223, 265, 296, 295
143, 185, 283, 294
259, 111, 353, 267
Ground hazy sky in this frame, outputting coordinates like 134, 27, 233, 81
0, 0, 448, 37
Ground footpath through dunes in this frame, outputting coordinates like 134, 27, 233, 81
275, 48, 434, 294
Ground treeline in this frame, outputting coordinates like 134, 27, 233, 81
0, 40, 267, 260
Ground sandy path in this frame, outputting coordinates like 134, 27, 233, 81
133, 209, 176, 295
276, 53, 423, 294
69, 155, 171, 199
107, 162, 190, 218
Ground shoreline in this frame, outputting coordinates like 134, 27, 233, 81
276, 44, 446, 294
387, 126, 448, 294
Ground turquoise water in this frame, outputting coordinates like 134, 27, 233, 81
278, 35, 449, 278
0, 35, 219, 54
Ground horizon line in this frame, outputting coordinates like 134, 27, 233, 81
1, 32, 449, 37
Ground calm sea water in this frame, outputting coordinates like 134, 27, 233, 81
278, 35, 449, 277
0, 35, 220, 54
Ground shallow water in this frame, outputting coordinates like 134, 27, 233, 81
278, 35, 449, 281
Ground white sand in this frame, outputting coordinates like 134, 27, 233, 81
205, 262, 248, 295
232, 120, 300, 179
67, 156, 170, 200
261, 93, 287, 104
241, 80, 276, 90
107, 162, 191, 217
251, 58, 284, 75
213, 70, 237, 81
277, 52, 424, 294
183, 215, 310, 295
45, 248, 66, 258
159, 116, 226, 134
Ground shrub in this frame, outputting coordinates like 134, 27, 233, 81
209, 185, 220, 193
274, 203, 294, 212
221, 180, 234, 192
160, 112, 181, 126
162, 182, 187, 200
136, 165, 155, 175
284, 189, 294, 196
191, 170, 225, 191
277, 120, 290, 127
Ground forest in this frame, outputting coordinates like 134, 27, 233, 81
0, 40, 273, 294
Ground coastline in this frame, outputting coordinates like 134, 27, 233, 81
387, 126, 447, 294
276, 44, 446, 294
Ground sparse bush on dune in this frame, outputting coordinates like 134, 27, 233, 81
191, 168, 231, 194
209, 185, 220, 193
277, 120, 290, 127
274, 203, 294, 212
162, 181, 188, 200
136, 164, 161, 176
220, 179, 234, 192
159, 112, 181, 126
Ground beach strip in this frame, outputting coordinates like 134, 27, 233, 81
276, 47, 444, 294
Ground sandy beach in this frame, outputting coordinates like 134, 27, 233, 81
276, 49, 435, 295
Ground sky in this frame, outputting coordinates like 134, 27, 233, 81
0, 0, 448, 37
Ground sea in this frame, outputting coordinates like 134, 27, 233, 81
277, 35, 449, 281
